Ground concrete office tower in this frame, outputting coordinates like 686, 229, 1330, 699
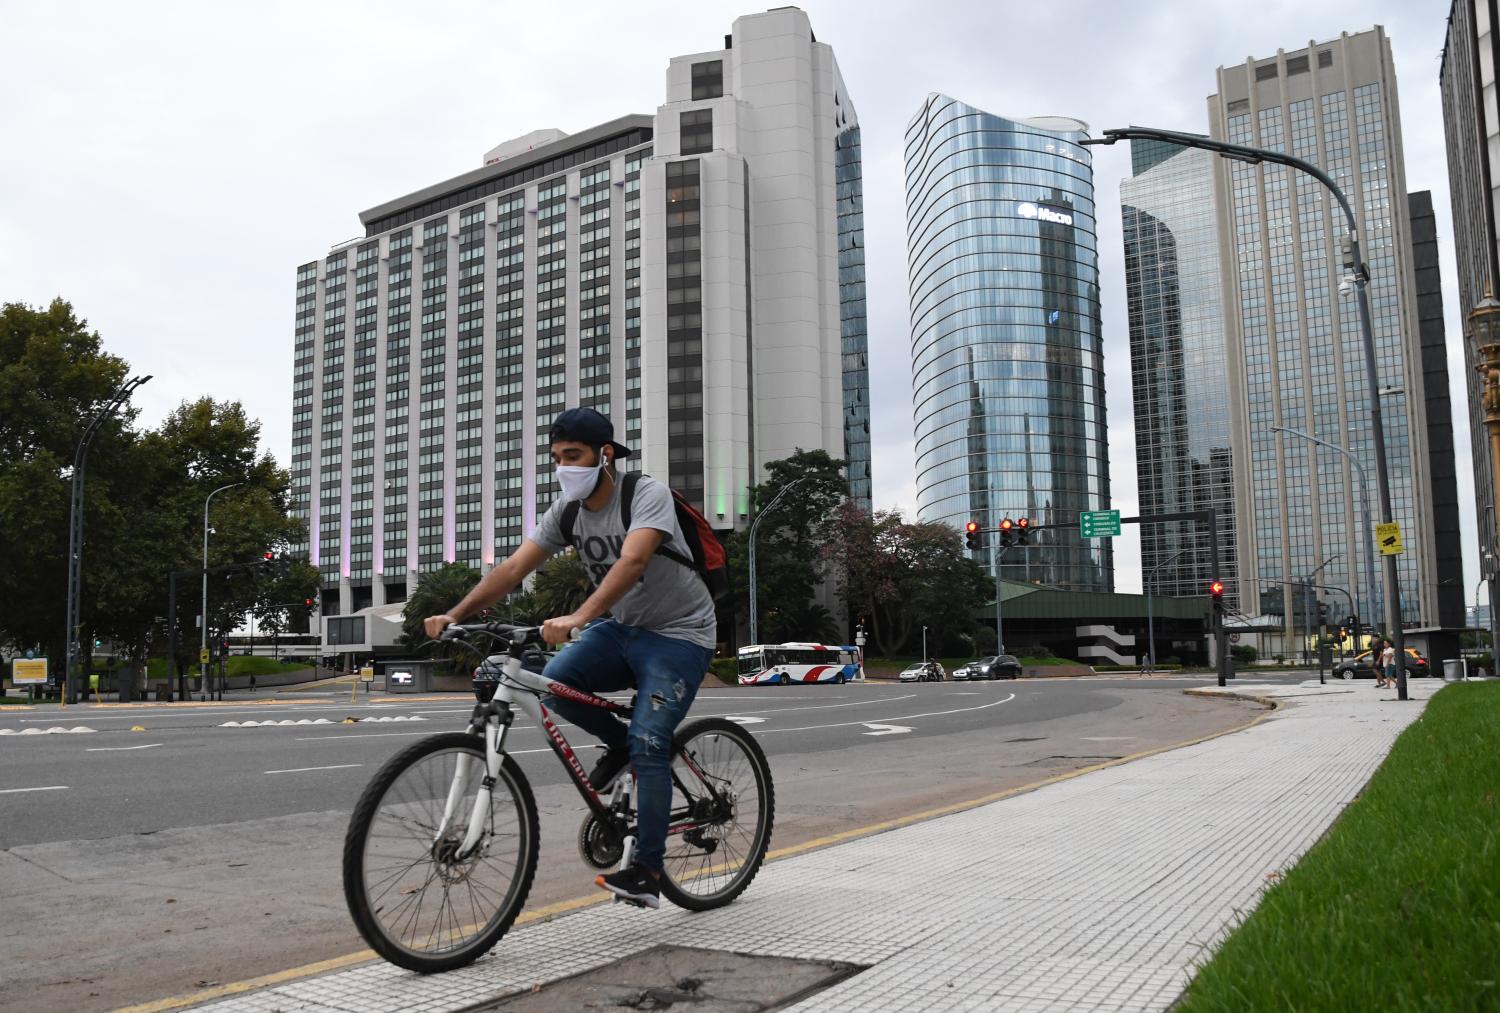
1440, 0, 1500, 630
1406, 191, 1466, 630
292, 8, 867, 614
1208, 27, 1442, 647
905, 95, 1112, 591
1121, 141, 1239, 606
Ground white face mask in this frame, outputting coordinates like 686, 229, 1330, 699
556, 454, 609, 502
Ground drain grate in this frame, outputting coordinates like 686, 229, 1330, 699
461, 944, 864, 1011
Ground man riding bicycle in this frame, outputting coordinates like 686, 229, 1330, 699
423, 407, 716, 909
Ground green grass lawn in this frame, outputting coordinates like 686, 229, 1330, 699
1178, 681, 1500, 1011
0, 695, 34, 705
141, 655, 311, 680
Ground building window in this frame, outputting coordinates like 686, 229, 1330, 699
691, 60, 723, 100
680, 109, 713, 156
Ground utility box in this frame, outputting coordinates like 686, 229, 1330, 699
1443, 658, 1467, 682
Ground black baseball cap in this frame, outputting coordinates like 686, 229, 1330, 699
548, 407, 633, 459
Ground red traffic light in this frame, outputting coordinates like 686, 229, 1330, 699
263, 551, 274, 560
965, 521, 978, 534
1210, 580, 1225, 597
999, 518, 1014, 532
304, 598, 314, 606
1016, 517, 1030, 529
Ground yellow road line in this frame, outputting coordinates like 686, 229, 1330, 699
117, 691, 1278, 1013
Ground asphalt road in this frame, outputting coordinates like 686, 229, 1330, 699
0, 676, 1274, 1012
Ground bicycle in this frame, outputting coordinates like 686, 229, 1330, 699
341, 621, 776, 973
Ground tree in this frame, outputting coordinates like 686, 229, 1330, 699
724, 448, 848, 642
401, 563, 483, 675
0, 299, 132, 668
0, 300, 307, 677
531, 550, 590, 619
821, 503, 991, 657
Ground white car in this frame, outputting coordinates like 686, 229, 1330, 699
898, 661, 944, 683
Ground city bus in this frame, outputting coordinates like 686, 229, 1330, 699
736, 643, 863, 686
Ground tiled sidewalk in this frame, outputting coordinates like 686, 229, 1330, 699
192, 680, 1437, 1012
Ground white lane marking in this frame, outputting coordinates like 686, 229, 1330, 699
1081, 736, 1137, 742
724, 716, 766, 725
861, 722, 913, 736
86, 743, 164, 752
0, 785, 69, 794
265, 763, 364, 775
295, 724, 538, 741
755, 693, 1017, 735
699, 693, 918, 718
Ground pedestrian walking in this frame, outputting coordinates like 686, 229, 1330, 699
1376, 639, 1396, 688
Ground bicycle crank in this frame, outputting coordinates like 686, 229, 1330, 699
576, 814, 625, 870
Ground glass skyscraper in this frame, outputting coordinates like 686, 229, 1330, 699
1209, 28, 1440, 638
1121, 142, 1239, 605
904, 94, 1111, 591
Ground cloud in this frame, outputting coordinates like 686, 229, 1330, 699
0, 0, 1476, 595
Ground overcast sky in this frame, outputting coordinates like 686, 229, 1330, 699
1, 0, 1469, 596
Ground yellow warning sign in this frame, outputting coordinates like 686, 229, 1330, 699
1375, 520, 1404, 556
199, 648, 210, 664
12, 658, 47, 685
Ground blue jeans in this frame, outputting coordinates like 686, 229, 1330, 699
541, 620, 711, 873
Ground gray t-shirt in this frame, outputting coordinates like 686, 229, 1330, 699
530, 474, 718, 649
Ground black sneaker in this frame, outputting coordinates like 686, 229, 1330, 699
596, 864, 660, 908
588, 744, 630, 791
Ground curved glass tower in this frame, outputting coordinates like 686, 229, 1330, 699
905, 94, 1111, 590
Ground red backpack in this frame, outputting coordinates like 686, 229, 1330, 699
560, 472, 730, 603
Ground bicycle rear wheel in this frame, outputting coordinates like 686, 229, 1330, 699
342, 732, 538, 972
658, 717, 775, 911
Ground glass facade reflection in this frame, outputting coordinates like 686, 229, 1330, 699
905, 94, 1112, 591
837, 124, 871, 511
1122, 143, 1239, 605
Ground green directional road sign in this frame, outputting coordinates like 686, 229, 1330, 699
1080, 509, 1121, 538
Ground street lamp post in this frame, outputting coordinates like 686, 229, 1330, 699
922, 625, 928, 665
63, 375, 151, 704
1143, 548, 1188, 674
1301, 554, 1339, 672
1086, 125, 1408, 700
201, 482, 243, 701
747, 477, 804, 647
1270, 426, 1377, 651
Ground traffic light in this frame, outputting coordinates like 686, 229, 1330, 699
1016, 517, 1030, 545
1210, 579, 1225, 614
965, 520, 981, 551
999, 517, 1015, 548
304, 597, 315, 607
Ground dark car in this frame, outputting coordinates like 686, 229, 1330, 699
966, 654, 1022, 680
1333, 647, 1429, 680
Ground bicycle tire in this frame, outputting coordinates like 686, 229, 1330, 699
658, 717, 775, 912
343, 732, 539, 973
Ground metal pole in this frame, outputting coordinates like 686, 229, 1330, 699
201, 482, 243, 701
1143, 548, 1188, 672
167, 569, 178, 703
746, 477, 804, 647
993, 542, 1005, 655
1350, 239, 1408, 699
63, 376, 150, 704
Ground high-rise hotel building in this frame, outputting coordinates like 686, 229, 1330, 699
291, 8, 867, 614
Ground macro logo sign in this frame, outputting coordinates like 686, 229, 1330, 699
1015, 201, 1074, 226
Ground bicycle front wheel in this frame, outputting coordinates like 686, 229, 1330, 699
659, 717, 775, 911
342, 732, 539, 973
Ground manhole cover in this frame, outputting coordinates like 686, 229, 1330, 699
462, 944, 864, 1011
